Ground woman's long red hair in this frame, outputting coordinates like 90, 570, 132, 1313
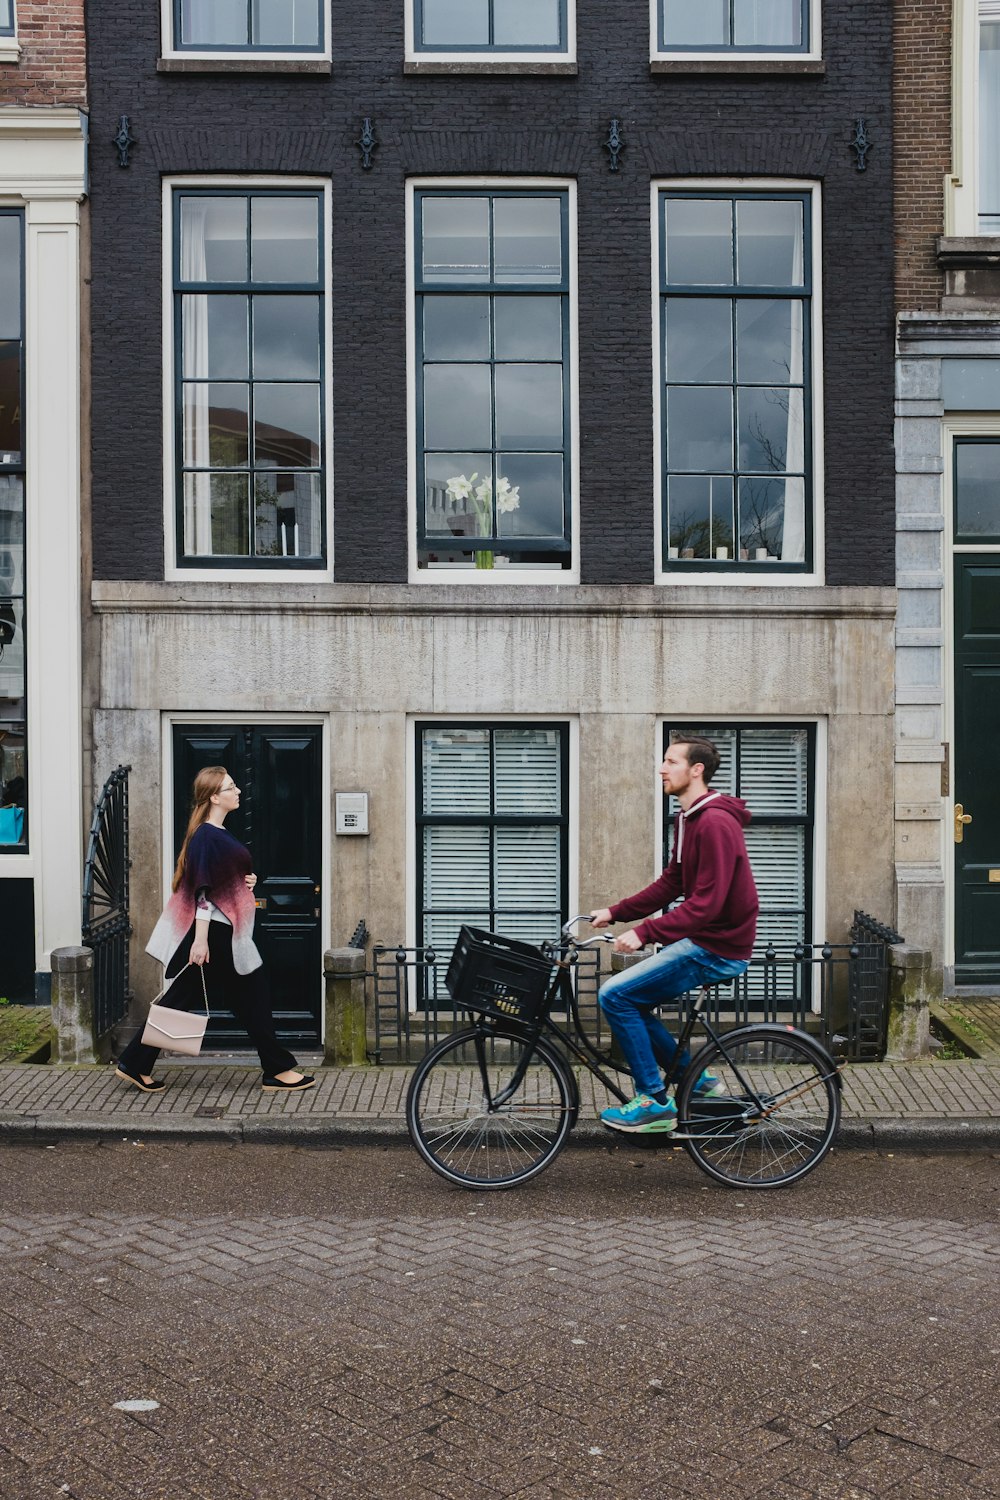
172, 766, 227, 892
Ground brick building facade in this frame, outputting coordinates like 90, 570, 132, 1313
82, 1, 897, 1049
0, 1, 87, 999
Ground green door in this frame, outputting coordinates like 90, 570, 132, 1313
172, 725, 323, 1048
954, 558, 1000, 983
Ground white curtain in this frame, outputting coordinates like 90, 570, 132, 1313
981, 14, 1000, 228
778, 208, 806, 561
181, 201, 213, 556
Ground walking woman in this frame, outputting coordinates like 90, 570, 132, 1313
115, 766, 315, 1095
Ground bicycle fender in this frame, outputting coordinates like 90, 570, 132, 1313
688, 1023, 843, 1090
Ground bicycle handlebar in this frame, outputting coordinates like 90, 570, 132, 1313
558, 913, 615, 949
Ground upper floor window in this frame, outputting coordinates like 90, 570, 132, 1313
0, 1, 14, 38
0, 211, 26, 850
655, 0, 819, 61
413, 186, 574, 574
657, 188, 816, 574
413, 0, 567, 53
981, 2, 1000, 231
171, 0, 324, 52
171, 187, 327, 569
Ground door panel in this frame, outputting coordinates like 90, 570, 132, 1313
954, 560, 1000, 982
171, 725, 323, 1047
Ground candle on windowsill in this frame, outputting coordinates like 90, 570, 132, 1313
715, 546, 728, 559
681, 547, 694, 559
739, 548, 748, 560
668, 546, 679, 559
754, 547, 769, 560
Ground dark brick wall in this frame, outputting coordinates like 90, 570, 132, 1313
893, 0, 949, 313
86, 0, 894, 587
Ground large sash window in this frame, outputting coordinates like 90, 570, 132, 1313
0, 211, 25, 850
417, 724, 568, 956
663, 724, 815, 949
658, 189, 815, 574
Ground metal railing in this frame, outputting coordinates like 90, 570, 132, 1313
82, 765, 133, 1039
360, 922, 901, 1064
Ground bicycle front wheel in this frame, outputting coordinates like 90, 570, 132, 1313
406, 1026, 574, 1190
677, 1028, 841, 1189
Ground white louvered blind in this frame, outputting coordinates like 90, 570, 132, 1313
666, 725, 812, 948
420, 726, 565, 954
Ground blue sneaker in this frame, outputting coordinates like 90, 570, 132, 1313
692, 1071, 725, 1098
601, 1094, 677, 1133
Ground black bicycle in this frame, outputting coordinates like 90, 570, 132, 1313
405, 917, 842, 1191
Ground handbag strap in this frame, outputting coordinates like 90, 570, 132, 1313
153, 962, 210, 1016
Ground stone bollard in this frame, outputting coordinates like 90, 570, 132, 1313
324, 947, 368, 1067
51, 946, 99, 1065
885, 944, 933, 1061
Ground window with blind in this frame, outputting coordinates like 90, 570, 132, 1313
0, 211, 26, 851
981, 1, 1000, 231
0, 1, 13, 38
658, 0, 812, 53
417, 724, 568, 958
663, 725, 814, 948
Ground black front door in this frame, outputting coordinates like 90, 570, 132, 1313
172, 725, 323, 1048
954, 558, 1000, 984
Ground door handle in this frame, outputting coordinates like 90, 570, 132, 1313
954, 803, 973, 843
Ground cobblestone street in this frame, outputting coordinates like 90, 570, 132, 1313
1, 1140, 998, 1499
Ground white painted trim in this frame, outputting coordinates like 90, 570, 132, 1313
941, 415, 1000, 970
651, 178, 825, 587
162, 175, 334, 583
0, 108, 87, 201
0, 39, 21, 63
405, 714, 579, 978
947, 0, 979, 234
405, 0, 576, 64
650, 0, 822, 62
160, 711, 331, 1039
158, 0, 331, 61
406, 176, 580, 585
654, 714, 828, 1009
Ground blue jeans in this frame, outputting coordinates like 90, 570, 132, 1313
598, 938, 748, 1097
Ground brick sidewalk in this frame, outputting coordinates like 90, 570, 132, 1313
2, 1058, 1000, 1147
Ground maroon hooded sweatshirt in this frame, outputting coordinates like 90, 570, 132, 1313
609, 792, 759, 960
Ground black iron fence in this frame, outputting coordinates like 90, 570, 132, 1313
82, 765, 133, 1039
360, 916, 901, 1064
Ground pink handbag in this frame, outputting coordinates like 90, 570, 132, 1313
140, 963, 210, 1055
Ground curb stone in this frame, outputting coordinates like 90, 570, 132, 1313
1, 1113, 998, 1151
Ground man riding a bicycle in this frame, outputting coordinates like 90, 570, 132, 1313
591, 734, 759, 1134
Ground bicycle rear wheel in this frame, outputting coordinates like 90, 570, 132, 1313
406, 1026, 574, 1189
677, 1027, 840, 1188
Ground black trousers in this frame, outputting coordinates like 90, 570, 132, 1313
120, 921, 298, 1078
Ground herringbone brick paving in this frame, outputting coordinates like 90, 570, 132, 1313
0, 1142, 997, 1499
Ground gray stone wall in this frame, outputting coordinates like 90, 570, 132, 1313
91, 583, 896, 1011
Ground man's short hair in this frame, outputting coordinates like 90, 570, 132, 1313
671, 734, 721, 783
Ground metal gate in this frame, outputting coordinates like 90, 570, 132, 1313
82, 765, 133, 1038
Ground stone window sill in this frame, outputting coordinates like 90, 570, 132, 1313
937, 236, 1000, 268
0, 38, 21, 64
651, 57, 824, 74
157, 56, 332, 74
404, 58, 577, 75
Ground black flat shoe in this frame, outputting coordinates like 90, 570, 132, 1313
114, 1064, 167, 1094
261, 1074, 316, 1092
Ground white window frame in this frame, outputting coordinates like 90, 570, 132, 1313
406, 176, 580, 585
406, 714, 579, 971
650, 0, 822, 65
161, 711, 331, 1036
947, 0, 1000, 234
651, 177, 825, 587
405, 0, 576, 71
0, 0, 19, 64
654, 715, 828, 1010
159, 0, 331, 63
162, 175, 334, 583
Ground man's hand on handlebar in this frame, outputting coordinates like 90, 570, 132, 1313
612, 929, 643, 954
589, 908, 613, 928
